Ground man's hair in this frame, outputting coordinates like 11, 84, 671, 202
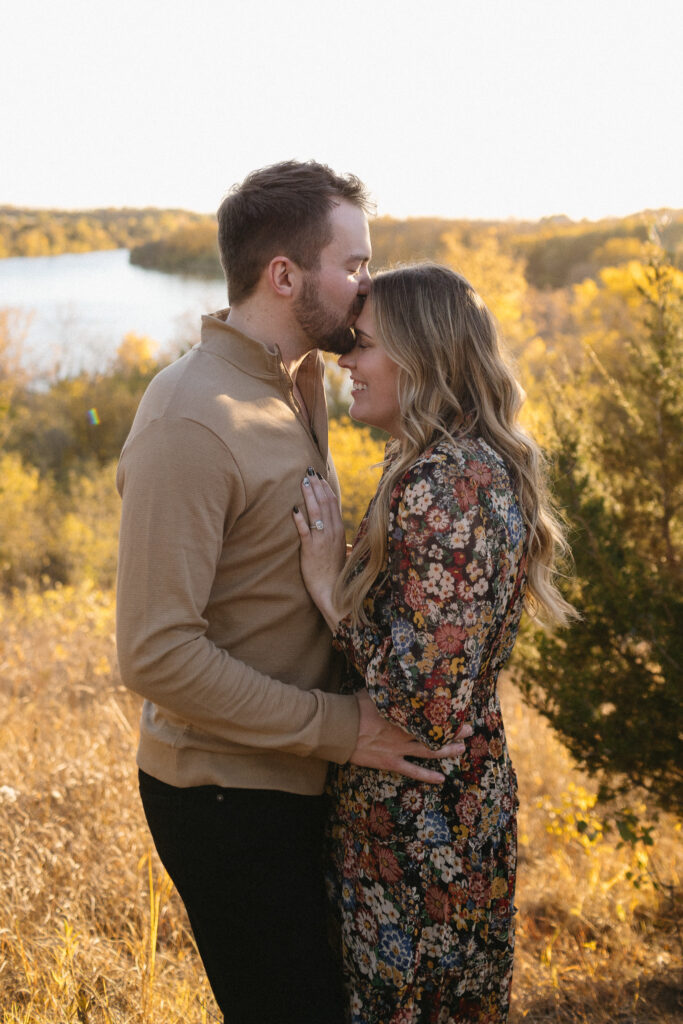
216, 160, 372, 304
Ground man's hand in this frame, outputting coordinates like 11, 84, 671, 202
349, 689, 472, 784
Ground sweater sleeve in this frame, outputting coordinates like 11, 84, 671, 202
341, 453, 501, 749
116, 417, 359, 764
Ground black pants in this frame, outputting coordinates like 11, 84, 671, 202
138, 770, 346, 1024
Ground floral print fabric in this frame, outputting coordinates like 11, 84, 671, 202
327, 437, 528, 1023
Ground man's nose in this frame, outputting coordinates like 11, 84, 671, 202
357, 266, 372, 292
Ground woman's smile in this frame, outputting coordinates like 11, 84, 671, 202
338, 299, 402, 436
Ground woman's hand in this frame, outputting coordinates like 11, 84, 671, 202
292, 470, 347, 631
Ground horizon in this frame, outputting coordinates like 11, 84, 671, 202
2, 202, 681, 228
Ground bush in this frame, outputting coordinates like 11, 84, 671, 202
512, 254, 682, 815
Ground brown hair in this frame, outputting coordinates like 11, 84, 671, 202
335, 263, 578, 629
217, 160, 372, 304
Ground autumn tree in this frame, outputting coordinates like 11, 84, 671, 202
439, 229, 536, 351
0, 452, 62, 588
0, 327, 168, 589
8, 334, 165, 481
59, 461, 121, 587
513, 251, 683, 814
0, 308, 31, 447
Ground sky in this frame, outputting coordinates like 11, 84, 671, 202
1, 0, 682, 222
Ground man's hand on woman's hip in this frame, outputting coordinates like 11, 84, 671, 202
349, 689, 472, 784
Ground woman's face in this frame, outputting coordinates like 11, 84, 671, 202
338, 297, 403, 437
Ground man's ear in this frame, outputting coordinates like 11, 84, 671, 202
267, 256, 299, 297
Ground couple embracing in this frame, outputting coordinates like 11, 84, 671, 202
116, 161, 574, 1024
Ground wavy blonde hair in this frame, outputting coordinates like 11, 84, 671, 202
334, 263, 577, 628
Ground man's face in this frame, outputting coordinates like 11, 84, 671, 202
293, 200, 372, 354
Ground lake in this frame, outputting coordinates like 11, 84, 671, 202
0, 249, 228, 376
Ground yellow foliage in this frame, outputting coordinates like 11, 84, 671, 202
115, 332, 160, 375
599, 258, 683, 305
0, 452, 120, 591
59, 461, 120, 588
328, 417, 386, 534
439, 230, 537, 351
0, 308, 31, 445
571, 258, 683, 353
592, 236, 646, 267
536, 782, 607, 850
0, 453, 60, 586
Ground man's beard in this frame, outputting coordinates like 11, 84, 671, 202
294, 275, 365, 355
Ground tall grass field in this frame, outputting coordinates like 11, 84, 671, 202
0, 584, 680, 1022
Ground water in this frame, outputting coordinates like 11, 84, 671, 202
0, 249, 228, 376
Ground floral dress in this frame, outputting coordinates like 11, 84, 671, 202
327, 436, 528, 1024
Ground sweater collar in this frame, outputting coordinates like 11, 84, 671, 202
199, 310, 329, 454
199, 308, 323, 383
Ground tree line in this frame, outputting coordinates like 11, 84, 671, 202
2, 203, 682, 291
128, 210, 683, 291
0, 207, 210, 259
125, 208, 683, 291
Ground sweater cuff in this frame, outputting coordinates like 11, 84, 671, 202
315, 691, 360, 765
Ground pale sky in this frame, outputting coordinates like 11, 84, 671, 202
2, 0, 681, 222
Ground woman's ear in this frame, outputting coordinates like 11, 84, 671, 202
267, 256, 298, 297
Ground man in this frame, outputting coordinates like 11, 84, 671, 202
116, 161, 468, 1023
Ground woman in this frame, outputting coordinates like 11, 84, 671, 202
293, 264, 575, 1023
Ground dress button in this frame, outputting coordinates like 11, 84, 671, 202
216, 792, 224, 802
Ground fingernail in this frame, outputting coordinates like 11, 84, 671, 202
307, 466, 315, 476
316, 472, 323, 479
293, 505, 299, 513
303, 478, 310, 487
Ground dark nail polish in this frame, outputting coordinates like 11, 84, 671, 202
293, 505, 299, 513
316, 472, 323, 479
307, 466, 315, 476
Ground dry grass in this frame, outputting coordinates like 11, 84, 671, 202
0, 584, 680, 1023
0, 584, 218, 1023
501, 683, 682, 1023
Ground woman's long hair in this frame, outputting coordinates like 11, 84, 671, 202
334, 263, 577, 628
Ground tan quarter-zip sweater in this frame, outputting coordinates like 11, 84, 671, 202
116, 311, 360, 794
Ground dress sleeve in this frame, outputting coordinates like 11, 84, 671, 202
361, 453, 501, 748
